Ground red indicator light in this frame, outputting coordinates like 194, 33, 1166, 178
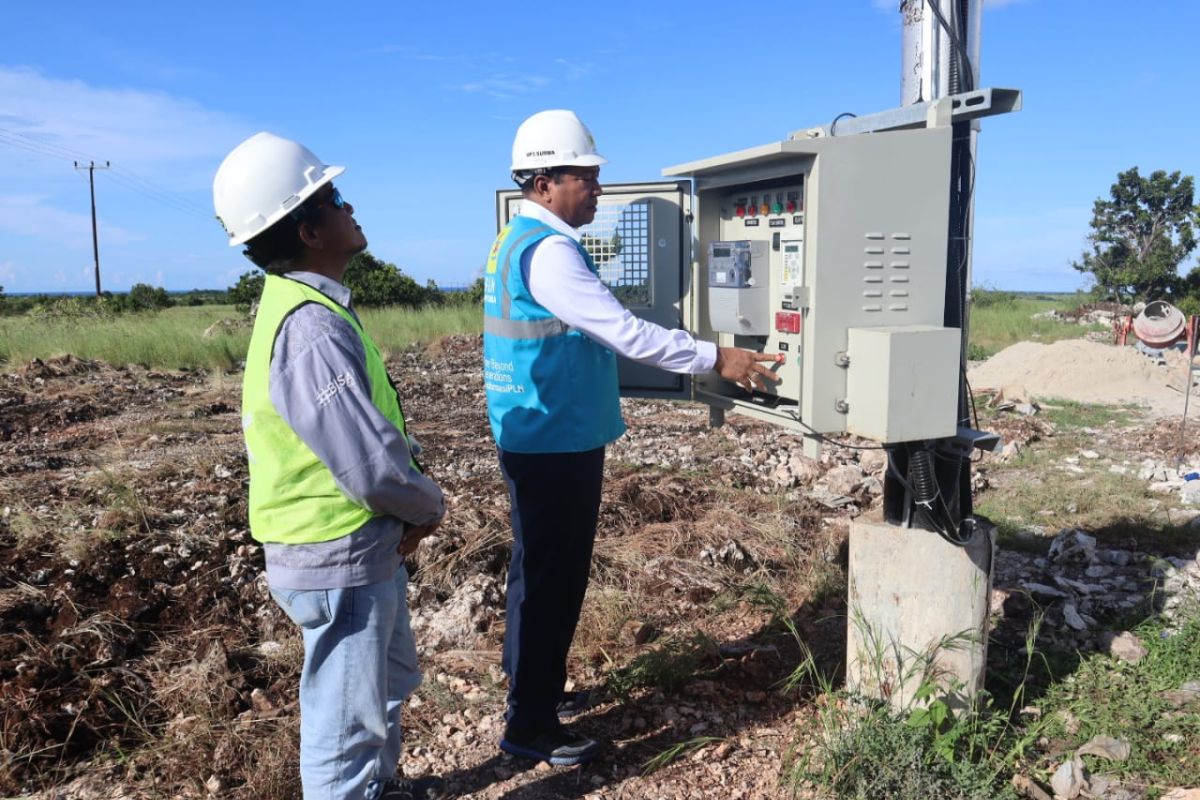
735, 205, 746, 217
785, 201, 797, 212
775, 311, 802, 334
745, 204, 756, 216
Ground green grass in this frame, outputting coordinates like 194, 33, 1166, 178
788, 629, 1031, 800
968, 291, 1108, 360
359, 304, 481, 359
973, 399, 1197, 550
0, 305, 250, 371
1038, 400, 1141, 430
0, 303, 482, 371
1033, 618, 1200, 791
792, 608, 1200, 799
605, 632, 720, 700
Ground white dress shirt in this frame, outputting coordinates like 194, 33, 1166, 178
519, 201, 717, 374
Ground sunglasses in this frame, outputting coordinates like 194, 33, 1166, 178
322, 187, 346, 210
290, 187, 346, 221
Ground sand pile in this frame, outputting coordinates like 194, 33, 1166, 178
968, 339, 1188, 406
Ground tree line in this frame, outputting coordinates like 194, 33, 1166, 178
0, 251, 485, 317
227, 251, 482, 311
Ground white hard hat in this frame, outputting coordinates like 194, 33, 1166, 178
510, 109, 608, 172
212, 132, 345, 246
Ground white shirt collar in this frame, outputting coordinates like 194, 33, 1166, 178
518, 199, 581, 242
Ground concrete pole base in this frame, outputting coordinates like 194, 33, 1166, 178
845, 514, 995, 711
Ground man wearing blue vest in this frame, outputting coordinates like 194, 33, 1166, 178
213, 132, 446, 800
484, 110, 782, 766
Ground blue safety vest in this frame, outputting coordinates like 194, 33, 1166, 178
483, 214, 625, 453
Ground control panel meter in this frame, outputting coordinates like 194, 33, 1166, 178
708, 240, 768, 335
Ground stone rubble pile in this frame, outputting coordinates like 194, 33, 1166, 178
1132, 457, 1200, 505
993, 529, 1200, 651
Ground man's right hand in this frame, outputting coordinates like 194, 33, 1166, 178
714, 347, 785, 392
398, 518, 442, 557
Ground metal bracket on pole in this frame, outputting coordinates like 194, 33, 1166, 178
790, 87, 1022, 139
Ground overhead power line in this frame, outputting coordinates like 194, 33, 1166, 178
0, 126, 213, 221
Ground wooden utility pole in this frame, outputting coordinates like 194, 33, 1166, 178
74, 160, 110, 297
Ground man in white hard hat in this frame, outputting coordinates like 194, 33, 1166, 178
213, 132, 446, 800
483, 110, 782, 765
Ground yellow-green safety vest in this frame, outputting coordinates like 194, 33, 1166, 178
242, 274, 412, 544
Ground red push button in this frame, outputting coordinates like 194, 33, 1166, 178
775, 311, 801, 334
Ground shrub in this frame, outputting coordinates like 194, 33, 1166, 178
128, 283, 173, 311
971, 287, 1018, 308
228, 271, 265, 312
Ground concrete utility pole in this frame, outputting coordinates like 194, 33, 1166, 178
74, 160, 110, 297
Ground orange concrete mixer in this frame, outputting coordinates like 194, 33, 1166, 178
1132, 300, 1186, 349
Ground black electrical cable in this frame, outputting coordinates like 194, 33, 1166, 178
829, 112, 858, 136
784, 411, 889, 451
922, 0, 975, 92
896, 446, 974, 546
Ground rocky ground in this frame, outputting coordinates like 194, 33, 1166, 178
1, 336, 1198, 799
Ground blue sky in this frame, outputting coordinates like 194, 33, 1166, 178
1, 0, 1196, 294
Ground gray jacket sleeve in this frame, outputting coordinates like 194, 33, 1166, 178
268, 303, 444, 527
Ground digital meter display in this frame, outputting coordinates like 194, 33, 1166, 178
785, 244, 799, 253
713, 247, 731, 258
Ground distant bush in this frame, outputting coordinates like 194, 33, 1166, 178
5, 284, 179, 318
1176, 295, 1200, 318
28, 296, 120, 320
971, 287, 1018, 308
227, 251, 444, 311
442, 276, 484, 307
128, 283, 173, 311
228, 271, 265, 312
344, 252, 440, 308
174, 289, 230, 306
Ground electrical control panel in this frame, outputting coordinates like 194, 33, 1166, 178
664, 125, 961, 451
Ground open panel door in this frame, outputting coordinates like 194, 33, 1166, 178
495, 181, 693, 399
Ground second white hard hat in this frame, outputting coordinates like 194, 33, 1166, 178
213, 132, 345, 246
510, 109, 608, 172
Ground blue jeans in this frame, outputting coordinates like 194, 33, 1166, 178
270, 565, 421, 800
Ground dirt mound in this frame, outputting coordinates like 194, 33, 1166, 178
969, 339, 1182, 406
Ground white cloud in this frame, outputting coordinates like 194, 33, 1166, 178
0, 65, 250, 186
460, 74, 551, 99
554, 59, 594, 81
0, 194, 142, 248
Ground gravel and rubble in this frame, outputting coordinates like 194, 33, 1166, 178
2, 340, 1199, 799
991, 528, 1200, 650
